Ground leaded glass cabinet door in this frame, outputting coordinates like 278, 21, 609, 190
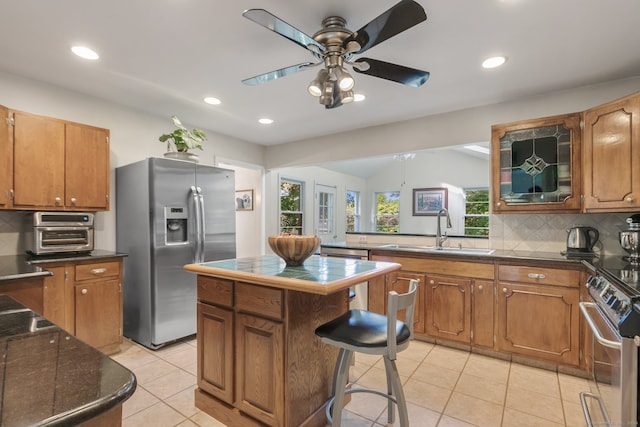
491, 113, 582, 213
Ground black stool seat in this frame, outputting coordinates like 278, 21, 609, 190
315, 279, 419, 427
315, 309, 411, 349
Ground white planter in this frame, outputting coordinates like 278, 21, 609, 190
163, 151, 199, 163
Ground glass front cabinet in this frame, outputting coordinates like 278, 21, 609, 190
491, 113, 582, 213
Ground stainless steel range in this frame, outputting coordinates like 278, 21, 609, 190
581, 257, 640, 427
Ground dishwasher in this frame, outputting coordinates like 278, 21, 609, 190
320, 246, 369, 310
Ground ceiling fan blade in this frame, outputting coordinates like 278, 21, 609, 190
243, 9, 325, 53
353, 58, 430, 87
343, 0, 426, 54
242, 62, 316, 86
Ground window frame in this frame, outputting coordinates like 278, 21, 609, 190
374, 191, 400, 233
463, 187, 490, 237
279, 177, 304, 235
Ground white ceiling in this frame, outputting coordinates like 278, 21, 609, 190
0, 0, 638, 147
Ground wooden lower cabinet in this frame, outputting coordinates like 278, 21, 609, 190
39, 258, 123, 354
369, 251, 585, 368
425, 275, 472, 343
196, 276, 347, 427
197, 303, 233, 403
472, 279, 495, 348
235, 312, 284, 426
496, 264, 581, 367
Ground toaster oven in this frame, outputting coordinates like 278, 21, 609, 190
26, 212, 94, 255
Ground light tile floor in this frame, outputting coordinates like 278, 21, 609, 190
112, 337, 588, 427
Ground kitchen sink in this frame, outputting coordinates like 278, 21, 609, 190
377, 244, 494, 255
377, 244, 434, 250
429, 247, 495, 255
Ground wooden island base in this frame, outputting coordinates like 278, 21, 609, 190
195, 277, 349, 427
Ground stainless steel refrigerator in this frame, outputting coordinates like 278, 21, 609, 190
116, 157, 236, 349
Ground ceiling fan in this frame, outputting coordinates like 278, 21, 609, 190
241, 0, 430, 109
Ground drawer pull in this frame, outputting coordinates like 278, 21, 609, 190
90, 268, 107, 275
81, 289, 88, 295
527, 273, 546, 280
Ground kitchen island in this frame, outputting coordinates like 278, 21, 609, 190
184, 255, 401, 427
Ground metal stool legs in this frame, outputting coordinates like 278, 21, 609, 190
326, 349, 409, 427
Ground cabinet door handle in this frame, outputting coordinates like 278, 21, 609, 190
429, 280, 435, 285
70, 197, 77, 204
527, 273, 546, 280
478, 285, 484, 291
55, 197, 61, 204
502, 287, 508, 293
90, 268, 107, 275
81, 289, 88, 295
627, 197, 634, 203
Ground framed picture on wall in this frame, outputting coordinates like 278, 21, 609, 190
413, 187, 447, 216
236, 189, 253, 211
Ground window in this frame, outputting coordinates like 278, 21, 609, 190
375, 191, 400, 233
346, 190, 360, 232
464, 188, 489, 236
280, 178, 303, 234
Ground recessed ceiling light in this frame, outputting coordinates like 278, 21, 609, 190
354, 94, 366, 102
71, 46, 99, 60
203, 97, 221, 105
482, 56, 507, 69
258, 118, 273, 125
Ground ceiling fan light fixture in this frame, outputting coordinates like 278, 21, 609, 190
340, 90, 354, 104
319, 80, 334, 105
307, 69, 328, 97
334, 66, 355, 91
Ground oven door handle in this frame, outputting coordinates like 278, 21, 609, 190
579, 302, 621, 349
579, 391, 611, 427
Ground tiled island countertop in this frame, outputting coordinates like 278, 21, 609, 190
0, 295, 136, 426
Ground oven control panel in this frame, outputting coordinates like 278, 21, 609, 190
586, 274, 631, 323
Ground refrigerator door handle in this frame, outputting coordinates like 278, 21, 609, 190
191, 186, 202, 263
196, 186, 205, 263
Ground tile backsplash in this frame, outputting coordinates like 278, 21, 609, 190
0, 211, 31, 256
490, 212, 629, 257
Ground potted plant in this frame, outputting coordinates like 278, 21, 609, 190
159, 116, 207, 162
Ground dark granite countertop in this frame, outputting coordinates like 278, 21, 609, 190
0, 255, 52, 282
321, 241, 587, 265
0, 251, 127, 283
0, 295, 136, 426
26, 250, 127, 265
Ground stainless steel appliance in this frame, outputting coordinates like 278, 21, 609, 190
26, 212, 94, 255
320, 246, 369, 309
620, 214, 640, 264
580, 259, 640, 426
116, 157, 236, 349
566, 225, 599, 254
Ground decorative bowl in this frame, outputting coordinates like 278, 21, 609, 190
268, 235, 321, 267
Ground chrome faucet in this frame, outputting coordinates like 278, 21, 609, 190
435, 208, 452, 248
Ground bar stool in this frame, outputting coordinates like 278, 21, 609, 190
315, 278, 419, 427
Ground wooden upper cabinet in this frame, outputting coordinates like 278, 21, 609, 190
491, 113, 582, 213
0, 105, 11, 208
65, 123, 110, 210
13, 111, 66, 208
582, 92, 640, 212
6, 108, 110, 211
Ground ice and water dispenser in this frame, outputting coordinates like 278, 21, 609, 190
165, 206, 188, 244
